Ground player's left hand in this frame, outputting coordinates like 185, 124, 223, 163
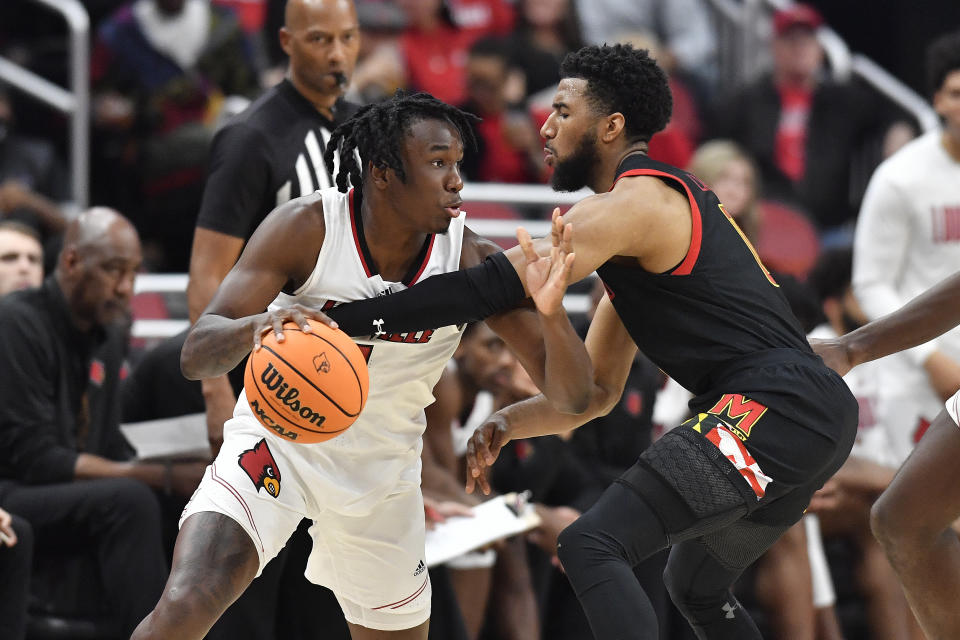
519, 208, 575, 318
465, 411, 513, 495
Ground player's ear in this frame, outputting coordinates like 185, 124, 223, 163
370, 164, 390, 189
600, 113, 626, 143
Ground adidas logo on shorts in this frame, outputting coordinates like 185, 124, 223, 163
413, 559, 426, 577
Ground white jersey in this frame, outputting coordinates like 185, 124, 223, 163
234, 186, 466, 514
853, 130, 960, 463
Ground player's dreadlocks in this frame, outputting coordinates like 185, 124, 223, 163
324, 91, 480, 193
560, 43, 672, 144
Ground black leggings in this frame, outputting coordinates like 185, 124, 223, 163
557, 482, 788, 640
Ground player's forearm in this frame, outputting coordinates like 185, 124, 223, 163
181, 313, 264, 380
327, 253, 525, 336
537, 311, 592, 414
499, 381, 616, 442
845, 271, 960, 367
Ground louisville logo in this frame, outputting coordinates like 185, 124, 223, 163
238, 439, 282, 498
314, 352, 330, 373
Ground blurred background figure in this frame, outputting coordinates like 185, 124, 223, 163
688, 139, 820, 280
572, 0, 716, 97
710, 3, 913, 244
460, 37, 547, 186
688, 140, 760, 243
0, 221, 44, 297
395, 0, 512, 106
91, 0, 260, 271
0, 84, 69, 269
503, 0, 583, 102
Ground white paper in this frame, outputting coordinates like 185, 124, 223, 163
425, 493, 541, 567
120, 413, 211, 461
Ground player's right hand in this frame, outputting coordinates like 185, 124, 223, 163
251, 303, 339, 351
519, 208, 575, 318
465, 412, 513, 495
809, 336, 853, 377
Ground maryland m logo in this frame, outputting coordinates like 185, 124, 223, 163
707, 393, 768, 439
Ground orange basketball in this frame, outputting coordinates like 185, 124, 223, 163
244, 319, 368, 444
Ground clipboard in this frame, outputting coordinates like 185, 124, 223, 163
425, 491, 541, 567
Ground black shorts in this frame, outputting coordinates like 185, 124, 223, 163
618, 388, 857, 547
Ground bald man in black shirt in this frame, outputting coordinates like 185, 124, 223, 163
0, 208, 204, 637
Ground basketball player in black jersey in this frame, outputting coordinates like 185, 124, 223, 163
322, 44, 859, 640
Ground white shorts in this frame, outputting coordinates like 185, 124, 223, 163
947, 389, 960, 427
181, 428, 431, 631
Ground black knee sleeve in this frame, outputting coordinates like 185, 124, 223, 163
556, 514, 623, 581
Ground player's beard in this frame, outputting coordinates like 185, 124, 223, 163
550, 131, 600, 192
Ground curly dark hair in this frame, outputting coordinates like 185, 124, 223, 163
323, 91, 479, 192
927, 30, 960, 96
559, 43, 672, 143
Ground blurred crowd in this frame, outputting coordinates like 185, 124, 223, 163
1, 0, 959, 638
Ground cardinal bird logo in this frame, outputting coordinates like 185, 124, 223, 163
314, 352, 331, 373
237, 439, 282, 498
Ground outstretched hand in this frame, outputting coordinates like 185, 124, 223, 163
519, 208, 575, 317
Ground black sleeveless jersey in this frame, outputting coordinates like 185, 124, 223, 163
597, 154, 823, 409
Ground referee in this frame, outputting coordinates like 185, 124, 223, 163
186, 1, 359, 638
188, 0, 360, 453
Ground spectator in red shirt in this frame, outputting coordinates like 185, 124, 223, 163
459, 37, 547, 185
710, 4, 912, 234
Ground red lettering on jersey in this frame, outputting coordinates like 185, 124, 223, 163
357, 345, 373, 363
377, 330, 435, 344
321, 300, 338, 311
932, 205, 960, 243
707, 393, 768, 439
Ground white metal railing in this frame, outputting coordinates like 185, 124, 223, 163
851, 55, 939, 132
0, 0, 90, 207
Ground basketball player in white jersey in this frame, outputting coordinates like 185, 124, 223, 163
131, 93, 592, 640
813, 269, 960, 639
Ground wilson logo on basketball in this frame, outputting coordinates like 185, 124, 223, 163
314, 352, 330, 373
238, 439, 282, 498
259, 363, 327, 427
